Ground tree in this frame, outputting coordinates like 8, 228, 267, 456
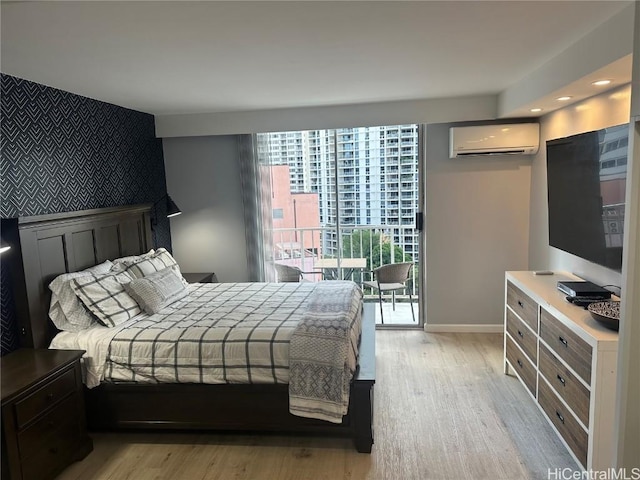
341, 229, 415, 290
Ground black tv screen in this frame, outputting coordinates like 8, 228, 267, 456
546, 124, 628, 271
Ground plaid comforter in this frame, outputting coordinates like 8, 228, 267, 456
104, 282, 362, 395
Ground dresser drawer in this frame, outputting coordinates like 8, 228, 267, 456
538, 376, 588, 467
506, 336, 537, 397
506, 309, 537, 364
506, 282, 538, 332
14, 367, 77, 428
540, 309, 592, 385
17, 393, 80, 460
539, 343, 590, 428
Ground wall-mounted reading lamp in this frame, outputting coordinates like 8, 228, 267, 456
151, 194, 182, 229
165, 195, 182, 218
0, 238, 11, 255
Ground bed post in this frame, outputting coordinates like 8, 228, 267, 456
352, 379, 374, 453
352, 303, 375, 453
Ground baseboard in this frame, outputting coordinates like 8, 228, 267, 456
424, 324, 503, 333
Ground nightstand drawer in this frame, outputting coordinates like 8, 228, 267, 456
506, 308, 537, 364
14, 367, 76, 428
506, 336, 536, 397
20, 429, 82, 480
538, 376, 588, 467
540, 308, 592, 385
539, 343, 590, 428
506, 282, 538, 332
18, 393, 80, 460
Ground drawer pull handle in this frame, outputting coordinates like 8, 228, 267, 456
517, 330, 524, 338
557, 374, 566, 386
517, 300, 524, 308
558, 336, 568, 347
556, 410, 565, 424
517, 359, 523, 368
49, 447, 59, 454
46, 393, 55, 401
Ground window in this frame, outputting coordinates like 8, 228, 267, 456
273, 208, 284, 219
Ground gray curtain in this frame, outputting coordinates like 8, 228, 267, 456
238, 134, 275, 281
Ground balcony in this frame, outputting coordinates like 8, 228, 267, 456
271, 225, 420, 308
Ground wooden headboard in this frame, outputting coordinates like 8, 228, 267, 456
4, 204, 153, 349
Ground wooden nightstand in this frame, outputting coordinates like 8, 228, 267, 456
1, 349, 93, 480
183, 272, 218, 283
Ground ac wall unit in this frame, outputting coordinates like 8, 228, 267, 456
449, 123, 540, 158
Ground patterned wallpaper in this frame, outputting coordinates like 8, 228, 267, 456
0, 74, 171, 355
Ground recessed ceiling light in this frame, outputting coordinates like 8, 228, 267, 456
592, 80, 611, 86
530, 108, 543, 113
556, 96, 572, 101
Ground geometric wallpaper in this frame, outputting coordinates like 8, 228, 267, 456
0, 74, 171, 355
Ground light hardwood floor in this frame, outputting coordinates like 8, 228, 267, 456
57, 331, 579, 480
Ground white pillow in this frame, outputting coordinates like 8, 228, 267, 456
49, 260, 114, 332
124, 267, 189, 314
71, 270, 141, 327
118, 248, 187, 284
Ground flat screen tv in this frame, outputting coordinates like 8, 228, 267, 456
546, 123, 628, 271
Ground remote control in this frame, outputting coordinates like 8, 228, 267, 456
533, 270, 554, 275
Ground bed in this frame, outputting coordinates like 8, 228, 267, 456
4, 204, 374, 453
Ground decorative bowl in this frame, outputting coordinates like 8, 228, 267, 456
587, 301, 620, 331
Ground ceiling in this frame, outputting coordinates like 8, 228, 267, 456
0, 1, 633, 117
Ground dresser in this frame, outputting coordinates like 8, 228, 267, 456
1, 349, 93, 480
504, 271, 618, 470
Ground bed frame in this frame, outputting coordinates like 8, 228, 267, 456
5, 205, 375, 453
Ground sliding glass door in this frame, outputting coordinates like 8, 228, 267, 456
256, 124, 422, 327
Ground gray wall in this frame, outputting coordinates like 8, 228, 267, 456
424, 123, 532, 329
163, 136, 249, 282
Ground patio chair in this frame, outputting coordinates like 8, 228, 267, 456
274, 263, 304, 282
363, 262, 415, 324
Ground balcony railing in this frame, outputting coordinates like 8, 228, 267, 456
271, 225, 419, 298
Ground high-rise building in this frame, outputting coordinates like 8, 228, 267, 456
259, 124, 420, 260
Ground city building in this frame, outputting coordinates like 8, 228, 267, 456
270, 164, 321, 270
258, 125, 420, 260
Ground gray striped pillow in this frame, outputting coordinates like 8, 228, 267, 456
124, 267, 189, 314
